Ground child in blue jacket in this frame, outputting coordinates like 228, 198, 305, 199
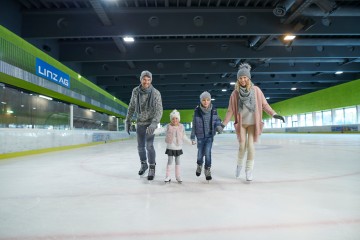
190, 91, 223, 181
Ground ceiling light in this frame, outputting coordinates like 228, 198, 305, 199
221, 89, 227, 92
89, 109, 96, 112
230, 82, 236, 85
39, 95, 53, 100
284, 35, 296, 41
1, 101, 6, 104
266, 97, 270, 100
211, 98, 215, 101
335, 71, 343, 75
123, 36, 134, 43
291, 87, 297, 91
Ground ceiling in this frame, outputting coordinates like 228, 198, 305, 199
11, 0, 360, 110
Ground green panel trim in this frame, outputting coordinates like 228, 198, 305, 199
0, 25, 128, 112
161, 80, 360, 122
0, 138, 129, 160
269, 79, 360, 118
0, 72, 124, 117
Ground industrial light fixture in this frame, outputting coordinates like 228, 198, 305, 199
284, 35, 296, 41
123, 36, 134, 43
291, 87, 297, 91
221, 89, 227, 92
230, 82, 236, 85
335, 71, 343, 75
266, 97, 270, 100
211, 98, 215, 101
39, 95, 53, 100
89, 109, 96, 112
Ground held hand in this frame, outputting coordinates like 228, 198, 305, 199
273, 114, 285, 123
146, 123, 157, 136
216, 125, 223, 134
125, 121, 131, 135
192, 140, 197, 145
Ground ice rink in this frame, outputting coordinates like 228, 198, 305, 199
0, 133, 359, 240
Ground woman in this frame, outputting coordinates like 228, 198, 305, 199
221, 63, 285, 181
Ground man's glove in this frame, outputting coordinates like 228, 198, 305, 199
273, 114, 285, 123
125, 120, 131, 135
146, 123, 157, 136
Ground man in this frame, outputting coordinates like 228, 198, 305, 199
125, 70, 163, 180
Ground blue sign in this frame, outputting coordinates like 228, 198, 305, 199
36, 58, 70, 88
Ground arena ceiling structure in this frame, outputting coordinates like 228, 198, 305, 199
14, 0, 360, 110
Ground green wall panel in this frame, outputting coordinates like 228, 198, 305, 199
161, 80, 360, 123
0, 25, 127, 117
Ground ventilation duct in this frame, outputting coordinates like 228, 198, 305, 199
273, 0, 296, 17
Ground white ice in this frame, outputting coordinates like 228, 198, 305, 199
0, 133, 359, 240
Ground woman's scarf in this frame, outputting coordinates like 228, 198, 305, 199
238, 84, 256, 113
136, 84, 154, 114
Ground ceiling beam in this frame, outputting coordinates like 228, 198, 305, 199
21, 9, 360, 38
59, 41, 360, 62
96, 73, 356, 86
80, 62, 360, 76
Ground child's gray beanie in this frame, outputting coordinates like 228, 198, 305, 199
237, 63, 251, 79
200, 91, 211, 101
140, 70, 152, 81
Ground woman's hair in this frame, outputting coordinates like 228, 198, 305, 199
235, 76, 252, 92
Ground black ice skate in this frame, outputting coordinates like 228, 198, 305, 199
147, 164, 156, 181
196, 164, 202, 177
204, 167, 212, 181
138, 161, 148, 176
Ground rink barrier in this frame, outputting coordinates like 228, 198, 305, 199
0, 129, 134, 159
262, 124, 360, 133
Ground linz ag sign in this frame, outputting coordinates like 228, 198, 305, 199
36, 58, 70, 88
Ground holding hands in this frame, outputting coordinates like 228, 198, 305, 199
273, 114, 285, 123
146, 123, 158, 136
216, 124, 226, 134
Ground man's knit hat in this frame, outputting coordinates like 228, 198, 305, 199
200, 91, 211, 101
170, 109, 180, 121
139, 70, 152, 81
237, 63, 251, 79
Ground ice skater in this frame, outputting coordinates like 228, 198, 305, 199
154, 110, 191, 183
190, 91, 223, 182
125, 70, 163, 181
219, 63, 285, 181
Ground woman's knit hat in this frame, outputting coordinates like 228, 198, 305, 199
140, 70, 152, 81
237, 63, 251, 79
200, 91, 211, 101
170, 109, 180, 121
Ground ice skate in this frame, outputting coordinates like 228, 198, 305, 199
164, 176, 171, 183
147, 164, 156, 181
196, 164, 202, 177
164, 164, 171, 183
246, 170, 253, 181
175, 165, 182, 183
175, 176, 182, 184
235, 165, 242, 178
204, 167, 212, 182
138, 161, 148, 176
